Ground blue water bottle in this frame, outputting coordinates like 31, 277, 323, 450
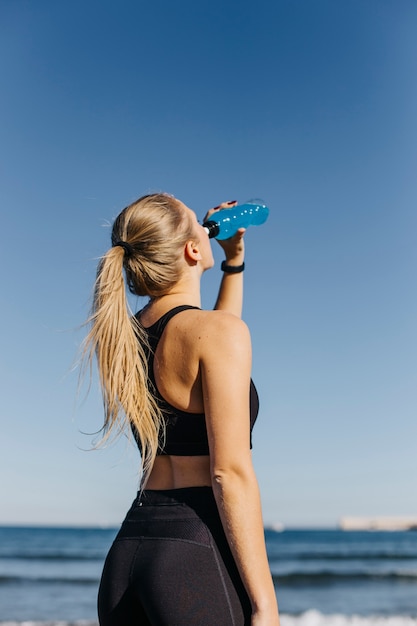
203, 200, 269, 240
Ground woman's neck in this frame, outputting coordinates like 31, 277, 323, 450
140, 285, 201, 326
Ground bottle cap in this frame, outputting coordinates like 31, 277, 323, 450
202, 220, 220, 239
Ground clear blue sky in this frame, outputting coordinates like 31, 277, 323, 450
1, 0, 416, 527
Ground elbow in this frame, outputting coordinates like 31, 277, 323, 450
211, 458, 255, 491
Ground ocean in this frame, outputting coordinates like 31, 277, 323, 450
0, 525, 416, 625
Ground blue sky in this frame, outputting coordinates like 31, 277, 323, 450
1, 0, 416, 527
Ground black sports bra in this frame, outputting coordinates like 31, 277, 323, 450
132, 305, 259, 456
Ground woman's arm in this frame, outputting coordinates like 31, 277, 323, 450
204, 202, 246, 318
199, 313, 280, 625
213, 227, 245, 317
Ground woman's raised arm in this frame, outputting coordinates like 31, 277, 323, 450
204, 202, 246, 318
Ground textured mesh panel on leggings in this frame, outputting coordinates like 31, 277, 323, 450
117, 518, 211, 545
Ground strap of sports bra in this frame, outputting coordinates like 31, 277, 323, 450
146, 305, 201, 345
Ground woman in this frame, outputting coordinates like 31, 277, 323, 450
84, 193, 280, 626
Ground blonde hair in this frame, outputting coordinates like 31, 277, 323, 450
83, 193, 195, 485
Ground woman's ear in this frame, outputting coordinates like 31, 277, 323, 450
184, 240, 202, 264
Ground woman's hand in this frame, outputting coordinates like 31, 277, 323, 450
204, 201, 245, 264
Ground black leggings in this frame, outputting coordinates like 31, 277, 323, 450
98, 487, 251, 626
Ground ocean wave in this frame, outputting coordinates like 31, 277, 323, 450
269, 552, 417, 561
281, 611, 417, 625
0, 574, 99, 585
0, 622, 98, 626
6, 550, 415, 563
2, 568, 416, 586
272, 570, 417, 583
0, 553, 103, 561
1, 613, 417, 626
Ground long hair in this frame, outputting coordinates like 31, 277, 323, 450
83, 193, 195, 485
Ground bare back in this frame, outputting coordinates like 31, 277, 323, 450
139, 305, 213, 489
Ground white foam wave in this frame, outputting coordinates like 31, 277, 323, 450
0, 622, 97, 626
281, 611, 417, 626
1, 615, 417, 626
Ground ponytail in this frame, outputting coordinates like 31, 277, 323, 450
83, 246, 163, 486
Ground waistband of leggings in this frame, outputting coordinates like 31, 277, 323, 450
137, 486, 215, 508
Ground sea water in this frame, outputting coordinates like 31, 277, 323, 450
0, 526, 416, 625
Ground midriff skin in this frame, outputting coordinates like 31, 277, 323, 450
145, 455, 212, 490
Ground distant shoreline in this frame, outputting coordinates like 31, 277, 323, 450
1, 523, 416, 532
339, 517, 417, 531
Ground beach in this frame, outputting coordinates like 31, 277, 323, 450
1, 526, 416, 625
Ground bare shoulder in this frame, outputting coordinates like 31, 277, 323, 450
180, 309, 251, 357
